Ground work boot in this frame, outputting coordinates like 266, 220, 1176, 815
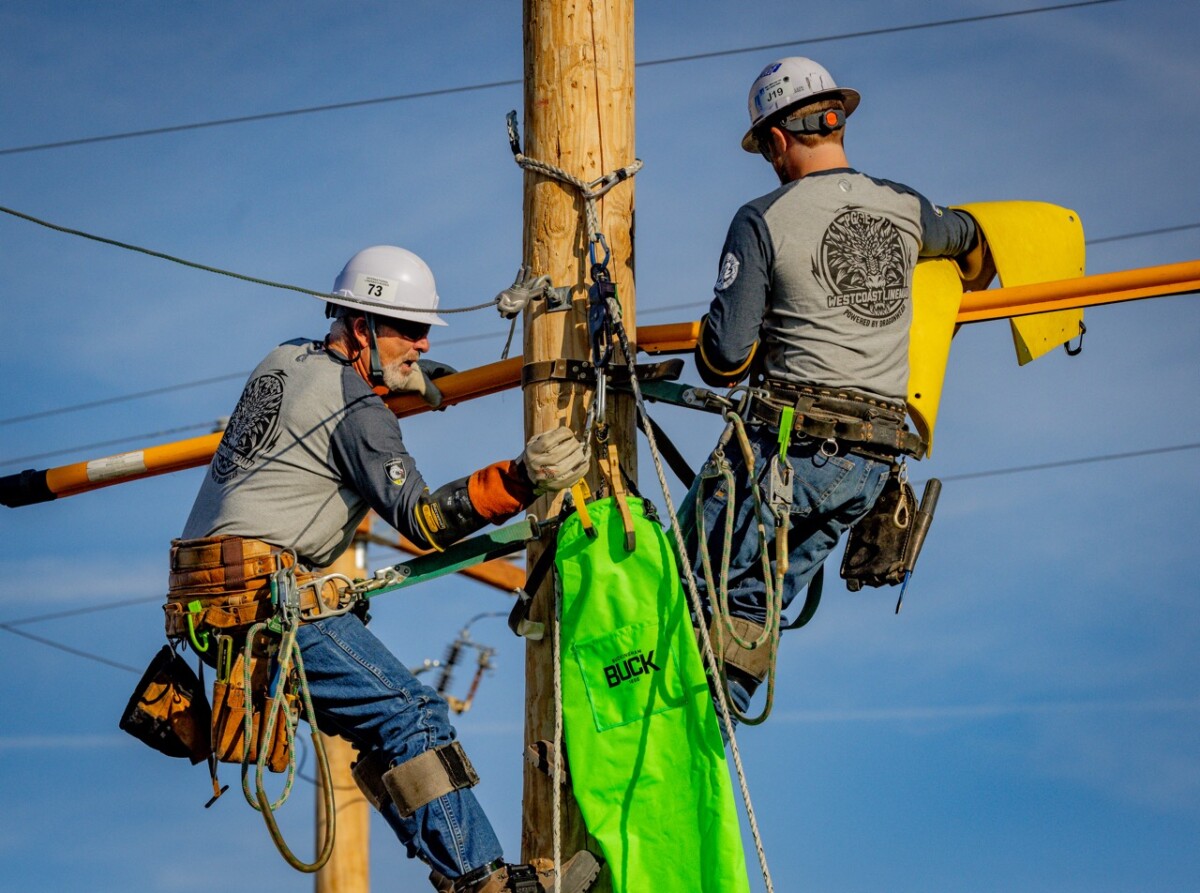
430, 851, 600, 893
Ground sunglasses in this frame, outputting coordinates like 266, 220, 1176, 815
375, 317, 432, 343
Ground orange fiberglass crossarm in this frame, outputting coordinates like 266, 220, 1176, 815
0, 356, 522, 507
2, 259, 1196, 507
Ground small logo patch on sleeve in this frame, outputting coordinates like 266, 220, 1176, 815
385, 459, 407, 486
715, 252, 740, 291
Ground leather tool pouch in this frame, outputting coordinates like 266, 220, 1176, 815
210, 648, 295, 773
840, 469, 917, 590
119, 645, 213, 764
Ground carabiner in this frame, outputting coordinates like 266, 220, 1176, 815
588, 233, 611, 271
185, 600, 210, 653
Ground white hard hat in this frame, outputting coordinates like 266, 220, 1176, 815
741, 57, 861, 153
327, 245, 447, 326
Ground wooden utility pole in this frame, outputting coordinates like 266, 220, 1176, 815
520, 0, 636, 883
315, 521, 372, 893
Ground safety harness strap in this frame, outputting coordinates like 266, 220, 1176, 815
751, 381, 924, 458
169, 535, 286, 590
165, 536, 326, 639
382, 742, 480, 818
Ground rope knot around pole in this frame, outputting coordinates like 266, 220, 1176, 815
505, 111, 643, 246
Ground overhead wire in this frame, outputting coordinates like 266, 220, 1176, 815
0, 624, 141, 674
3, 432, 1196, 675
3, 437, 1198, 676
0, 0, 1156, 445
917, 441, 1200, 485
0, 0, 1123, 158
1085, 223, 1200, 245
1, 218, 1194, 433
0, 333, 513, 428
0, 372, 246, 426
1, 420, 225, 469
0, 203, 498, 318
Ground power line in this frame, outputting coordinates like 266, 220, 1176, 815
637, 0, 1122, 68
0, 0, 1123, 157
0, 372, 247, 427
1, 437, 1196, 673
0, 593, 164, 675
0, 203, 497, 318
1086, 223, 1200, 245
0, 329, 513, 428
920, 441, 1200, 485
0, 624, 140, 674
0, 595, 162, 628
4, 212, 1195, 432
0, 213, 1192, 436
0, 420, 224, 470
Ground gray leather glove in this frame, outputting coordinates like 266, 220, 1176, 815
521, 427, 588, 494
402, 359, 458, 409
496, 266, 552, 319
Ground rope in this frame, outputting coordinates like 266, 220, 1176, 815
506, 113, 642, 250
552, 568, 564, 893
605, 301, 776, 893
510, 153, 643, 247
0, 203, 497, 316
696, 412, 789, 727
239, 620, 337, 873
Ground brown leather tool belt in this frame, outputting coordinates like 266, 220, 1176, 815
163, 535, 319, 639
750, 379, 925, 460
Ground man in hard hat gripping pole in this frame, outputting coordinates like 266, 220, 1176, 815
170, 246, 598, 893
681, 58, 992, 717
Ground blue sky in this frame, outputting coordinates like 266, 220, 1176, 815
1, 2, 1198, 891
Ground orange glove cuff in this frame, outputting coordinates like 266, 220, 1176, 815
467, 460, 535, 523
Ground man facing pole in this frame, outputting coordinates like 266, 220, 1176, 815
682, 58, 991, 715
169, 245, 598, 893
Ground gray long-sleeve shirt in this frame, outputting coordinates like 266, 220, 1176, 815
698, 168, 976, 403
182, 339, 432, 567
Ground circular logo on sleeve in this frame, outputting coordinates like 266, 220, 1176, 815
715, 252, 740, 291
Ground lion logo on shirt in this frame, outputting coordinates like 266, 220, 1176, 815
211, 370, 285, 483
814, 207, 910, 328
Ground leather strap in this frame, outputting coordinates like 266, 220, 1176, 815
711, 616, 773, 683
164, 536, 320, 638
752, 381, 924, 458
381, 742, 480, 818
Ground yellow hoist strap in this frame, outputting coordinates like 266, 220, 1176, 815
597, 443, 636, 552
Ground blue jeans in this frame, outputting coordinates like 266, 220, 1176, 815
679, 424, 889, 706
296, 613, 502, 879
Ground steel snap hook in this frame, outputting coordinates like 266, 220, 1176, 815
1064, 320, 1086, 356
